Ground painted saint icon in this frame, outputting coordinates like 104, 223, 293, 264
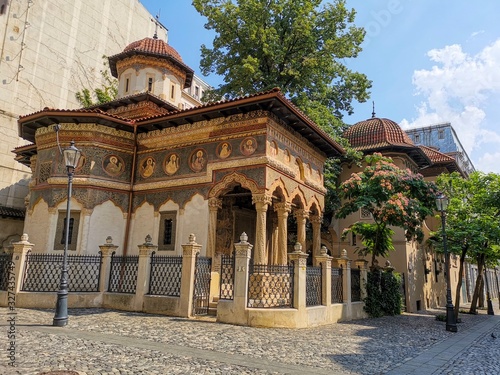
164, 153, 180, 175
103, 154, 124, 177
190, 149, 206, 172
140, 157, 155, 178
217, 142, 232, 159
240, 137, 257, 156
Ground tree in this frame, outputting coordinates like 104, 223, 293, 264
433, 172, 500, 316
192, 0, 371, 138
75, 57, 118, 108
336, 153, 437, 265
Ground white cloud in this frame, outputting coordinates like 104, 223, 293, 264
401, 39, 500, 164
475, 152, 500, 174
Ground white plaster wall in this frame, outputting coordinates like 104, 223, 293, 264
128, 202, 155, 255
23, 199, 51, 252
87, 201, 126, 255
181, 194, 208, 255
157, 200, 180, 254
0, 0, 165, 209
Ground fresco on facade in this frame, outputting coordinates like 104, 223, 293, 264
140, 157, 156, 178
103, 154, 124, 177
217, 142, 232, 159
190, 149, 207, 172
240, 137, 257, 156
164, 153, 180, 175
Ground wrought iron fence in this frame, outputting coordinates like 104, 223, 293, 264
247, 262, 294, 308
306, 265, 322, 306
351, 267, 361, 302
193, 256, 212, 315
331, 267, 343, 303
108, 253, 138, 294
148, 252, 182, 296
22, 251, 102, 292
220, 253, 234, 300
0, 253, 13, 291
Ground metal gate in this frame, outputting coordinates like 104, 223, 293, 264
192, 255, 212, 316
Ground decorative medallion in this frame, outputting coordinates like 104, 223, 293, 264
139, 156, 156, 178
102, 154, 124, 177
164, 153, 180, 175
189, 149, 207, 173
240, 137, 257, 156
217, 142, 232, 159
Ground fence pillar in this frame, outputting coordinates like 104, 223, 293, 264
288, 243, 308, 310
98, 236, 118, 293
179, 234, 201, 317
10, 234, 34, 293
233, 233, 252, 314
135, 235, 157, 310
335, 249, 351, 304
316, 246, 332, 306
355, 259, 369, 301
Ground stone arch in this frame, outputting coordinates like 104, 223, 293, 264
208, 172, 262, 199
307, 197, 323, 216
158, 198, 180, 212
268, 178, 289, 202
289, 186, 307, 209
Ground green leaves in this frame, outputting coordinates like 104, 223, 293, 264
337, 153, 437, 264
193, 0, 371, 136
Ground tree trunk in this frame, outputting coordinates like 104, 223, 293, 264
469, 254, 485, 314
454, 246, 467, 320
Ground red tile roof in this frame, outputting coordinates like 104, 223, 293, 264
123, 38, 183, 61
419, 145, 456, 163
344, 117, 415, 151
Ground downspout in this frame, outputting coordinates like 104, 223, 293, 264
122, 124, 138, 255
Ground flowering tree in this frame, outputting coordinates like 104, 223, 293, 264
336, 153, 437, 265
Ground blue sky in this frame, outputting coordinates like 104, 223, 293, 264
139, 1, 500, 173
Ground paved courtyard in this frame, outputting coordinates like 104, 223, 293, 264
1, 304, 499, 374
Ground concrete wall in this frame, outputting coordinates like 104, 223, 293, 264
0, 0, 165, 209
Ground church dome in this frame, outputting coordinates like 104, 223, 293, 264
123, 37, 183, 62
344, 117, 415, 151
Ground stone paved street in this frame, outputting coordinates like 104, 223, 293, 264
1, 305, 499, 374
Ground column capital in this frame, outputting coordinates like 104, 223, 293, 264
355, 259, 369, 270
274, 202, 292, 214
252, 194, 272, 209
182, 234, 202, 256
208, 197, 222, 211
293, 209, 309, 220
309, 215, 323, 225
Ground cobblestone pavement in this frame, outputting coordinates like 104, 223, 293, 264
0, 304, 499, 375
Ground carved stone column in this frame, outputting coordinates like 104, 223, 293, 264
294, 209, 309, 253
207, 198, 222, 259
252, 194, 271, 265
310, 215, 322, 266
179, 234, 202, 317
288, 244, 308, 311
274, 202, 291, 265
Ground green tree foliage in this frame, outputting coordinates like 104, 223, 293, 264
336, 153, 437, 265
192, 0, 371, 138
364, 268, 402, 317
75, 57, 118, 108
433, 171, 500, 315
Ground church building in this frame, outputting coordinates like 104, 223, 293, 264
15, 35, 344, 268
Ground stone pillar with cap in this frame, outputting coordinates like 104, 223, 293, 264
179, 233, 202, 317
98, 236, 119, 293
336, 249, 351, 304
287, 242, 308, 310
135, 234, 157, 310
355, 258, 369, 301
316, 245, 332, 306
10, 234, 34, 293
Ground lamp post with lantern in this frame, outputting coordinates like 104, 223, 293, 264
435, 193, 458, 332
53, 141, 82, 327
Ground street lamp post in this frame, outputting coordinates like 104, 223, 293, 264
436, 193, 458, 332
53, 140, 82, 327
